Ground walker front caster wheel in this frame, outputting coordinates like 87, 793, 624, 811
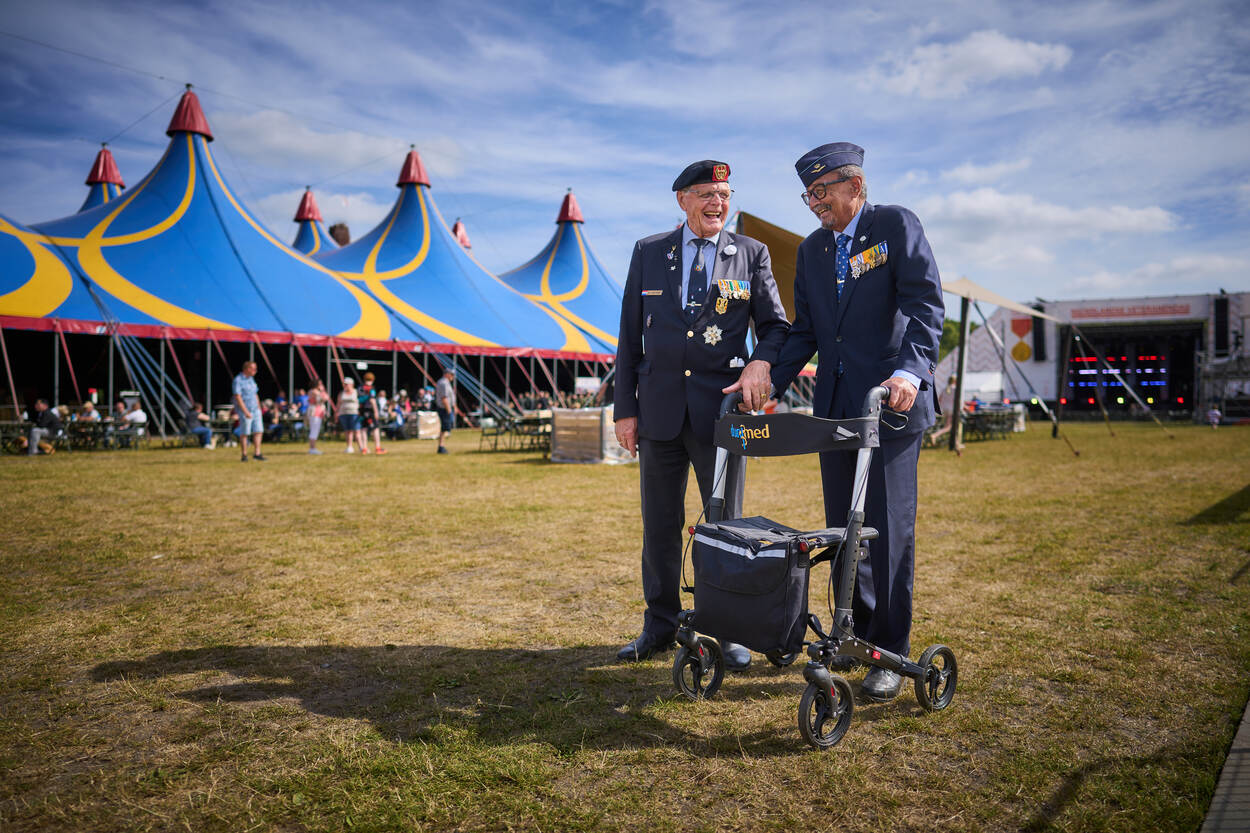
798, 675, 854, 749
914, 644, 957, 711
673, 636, 724, 700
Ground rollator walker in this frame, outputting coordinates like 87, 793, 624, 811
672, 386, 957, 749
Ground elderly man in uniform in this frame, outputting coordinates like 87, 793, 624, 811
769, 142, 944, 701
614, 160, 789, 670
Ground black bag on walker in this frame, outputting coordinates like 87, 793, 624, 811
691, 515, 810, 655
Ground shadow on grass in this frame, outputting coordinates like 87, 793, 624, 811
1022, 745, 1210, 832
90, 644, 838, 755
1184, 483, 1250, 525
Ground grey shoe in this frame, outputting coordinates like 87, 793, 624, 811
861, 667, 902, 701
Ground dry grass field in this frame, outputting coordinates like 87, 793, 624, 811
1, 421, 1248, 832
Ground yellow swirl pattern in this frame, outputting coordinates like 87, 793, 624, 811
200, 142, 390, 339
0, 216, 74, 317
522, 224, 617, 348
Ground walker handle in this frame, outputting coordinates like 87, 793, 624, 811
719, 392, 745, 419
863, 386, 889, 419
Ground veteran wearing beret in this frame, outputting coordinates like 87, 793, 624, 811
770, 142, 945, 701
614, 160, 789, 669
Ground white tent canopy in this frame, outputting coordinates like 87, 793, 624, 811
941, 277, 1061, 322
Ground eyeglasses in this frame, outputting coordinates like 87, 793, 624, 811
800, 176, 852, 204
686, 188, 733, 202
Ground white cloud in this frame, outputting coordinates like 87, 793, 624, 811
919, 187, 1177, 239
1063, 254, 1250, 295
253, 188, 393, 245
941, 158, 1031, 185
877, 30, 1072, 99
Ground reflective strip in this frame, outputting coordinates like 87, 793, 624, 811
694, 533, 787, 560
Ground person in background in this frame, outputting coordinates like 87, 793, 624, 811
358, 371, 386, 455
435, 366, 455, 454
306, 379, 331, 455
233, 360, 265, 462
184, 401, 215, 448
1207, 403, 1222, 429
338, 377, 361, 454
23, 398, 62, 455
80, 401, 101, 422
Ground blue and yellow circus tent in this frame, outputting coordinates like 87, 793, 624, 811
317, 149, 602, 356
499, 191, 621, 353
79, 145, 125, 213
1, 87, 390, 345
291, 187, 338, 256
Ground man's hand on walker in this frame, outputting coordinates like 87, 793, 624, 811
722, 360, 773, 412
881, 376, 918, 412
615, 416, 638, 457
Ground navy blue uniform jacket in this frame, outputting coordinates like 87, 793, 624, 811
772, 203, 944, 433
615, 227, 789, 445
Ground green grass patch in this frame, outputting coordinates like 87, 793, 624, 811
1, 423, 1248, 831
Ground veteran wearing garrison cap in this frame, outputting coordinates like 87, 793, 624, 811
770, 142, 945, 701
614, 160, 789, 669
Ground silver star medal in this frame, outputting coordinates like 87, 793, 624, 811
703, 324, 723, 346
850, 257, 862, 280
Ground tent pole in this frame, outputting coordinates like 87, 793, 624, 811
206, 339, 211, 412
289, 342, 295, 401
505, 356, 511, 405
392, 343, 398, 398
0, 327, 20, 418
57, 324, 83, 405
325, 347, 330, 390
1054, 327, 1073, 437
949, 297, 970, 452
160, 333, 167, 430
108, 335, 115, 407
52, 331, 60, 407
479, 354, 486, 422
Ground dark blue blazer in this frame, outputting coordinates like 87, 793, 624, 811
615, 227, 789, 444
772, 203, 944, 436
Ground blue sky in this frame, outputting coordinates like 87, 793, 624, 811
2, 0, 1248, 313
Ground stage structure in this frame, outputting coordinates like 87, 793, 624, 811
935, 290, 1248, 420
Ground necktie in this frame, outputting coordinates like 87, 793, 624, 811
835, 233, 851, 299
686, 238, 711, 317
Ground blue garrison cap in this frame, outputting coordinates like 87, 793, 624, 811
672, 160, 731, 191
795, 143, 865, 187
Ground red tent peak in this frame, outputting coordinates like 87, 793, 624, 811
557, 189, 584, 223
294, 187, 323, 222
397, 146, 430, 187
85, 145, 124, 187
452, 219, 471, 249
166, 85, 214, 141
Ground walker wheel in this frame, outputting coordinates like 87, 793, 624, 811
672, 636, 724, 700
914, 644, 957, 711
765, 650, 798, 668
798, 676, 854, 749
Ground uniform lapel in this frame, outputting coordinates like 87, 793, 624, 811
834, 203, 874, 330
663, 227, 685, 315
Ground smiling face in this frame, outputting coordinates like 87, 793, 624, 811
805, 169, 864, 232
676, 185, 732, 238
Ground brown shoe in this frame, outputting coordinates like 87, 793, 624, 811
38, 440, 55, 455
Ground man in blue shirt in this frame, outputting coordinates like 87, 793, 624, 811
233, 360, 265, 462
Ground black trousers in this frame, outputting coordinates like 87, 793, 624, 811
818, 431, 922, 657
637, 412, 743, 637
